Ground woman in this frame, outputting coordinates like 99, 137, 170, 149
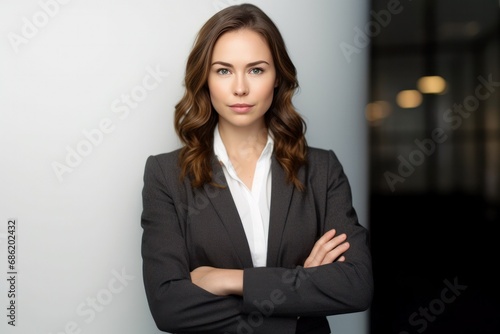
141, 3, 373, 333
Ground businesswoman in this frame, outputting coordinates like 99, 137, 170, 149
141, 3, 373, 333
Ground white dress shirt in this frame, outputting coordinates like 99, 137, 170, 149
213, 125, 273, 267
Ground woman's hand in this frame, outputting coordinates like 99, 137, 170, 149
303, 229, 350, 268
190, 266, 243, 296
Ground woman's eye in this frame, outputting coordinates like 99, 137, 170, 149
217, 68, 230, 75
250, 68, 263, 75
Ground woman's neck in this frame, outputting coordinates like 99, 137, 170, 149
217, 123, 268, 161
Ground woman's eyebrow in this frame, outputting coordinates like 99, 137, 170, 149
211, 60, 270, 67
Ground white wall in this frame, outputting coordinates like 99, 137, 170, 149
0, 1, 369, 333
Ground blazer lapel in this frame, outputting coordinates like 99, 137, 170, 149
203, 156, 254, 268
266, 156, 295, 267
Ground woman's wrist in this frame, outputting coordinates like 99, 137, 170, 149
220, 269, 244, 296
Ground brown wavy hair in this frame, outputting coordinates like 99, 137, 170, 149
174, 3, 307, 190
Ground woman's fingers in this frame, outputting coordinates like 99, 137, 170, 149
306, 229, 337, 261
319, 241, 350, 265
304, 229, 350, 268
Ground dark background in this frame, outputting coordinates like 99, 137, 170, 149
367, 0, 500, 333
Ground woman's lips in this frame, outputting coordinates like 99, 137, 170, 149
229, 104, 254, 113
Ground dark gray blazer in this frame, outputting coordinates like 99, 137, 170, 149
141, 147, 373, 334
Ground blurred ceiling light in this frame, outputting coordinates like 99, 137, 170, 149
396, 90, 422, 109
464, 21, 480, 37
439, 21, 480, 39
417, 75, 447, 94
365, 100, 392, 123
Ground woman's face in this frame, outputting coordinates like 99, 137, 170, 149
208, 28, 277, 132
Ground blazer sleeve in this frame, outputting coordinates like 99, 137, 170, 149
141, 155, 298, 333
242, 149, 374, 317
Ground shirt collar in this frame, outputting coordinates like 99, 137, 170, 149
213, 124, 274, 167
